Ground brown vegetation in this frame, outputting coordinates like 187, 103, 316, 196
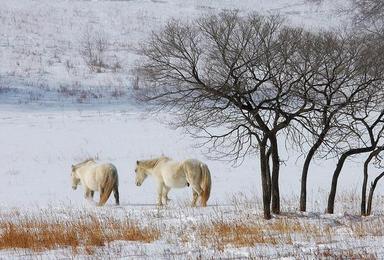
196, 217, 329, 251
0, 213, 159, 253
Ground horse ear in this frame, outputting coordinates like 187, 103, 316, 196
71, 165, 75, 170
136, 160, 140, 165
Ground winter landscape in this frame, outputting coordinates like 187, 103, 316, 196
1, 0, 384, 258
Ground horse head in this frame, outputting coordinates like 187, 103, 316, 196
134, 160, 148, 186
71, 165, 80, 190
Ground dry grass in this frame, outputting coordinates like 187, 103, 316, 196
1, 192, 384, 258
348, 217, 384, 238
0, 213, 159, 253
173, 192, 384, 256
196, 216, 330, 251
199, 220, 274, 250
313, 247, 377, 259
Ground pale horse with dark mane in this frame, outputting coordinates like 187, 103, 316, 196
71, 159, 119, 206
134, 156, 212, 206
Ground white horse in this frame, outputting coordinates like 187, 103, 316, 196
71, 159, 119, 206
134, 156, 212, 207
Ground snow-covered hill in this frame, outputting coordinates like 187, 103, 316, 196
0, 0, 348, 105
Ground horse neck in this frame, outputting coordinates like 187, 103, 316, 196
75, 162, 95, 178
141, 158, 167, 176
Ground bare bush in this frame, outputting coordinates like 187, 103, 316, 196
80, 28, 111, 73
65, 59, 75, 73
0, 84, 10, 94
132, 75, 140, 90
305, 0, 325, 5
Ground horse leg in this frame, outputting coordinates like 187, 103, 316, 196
191, 190, 199, 207
190, 184, 203, 207
156, 183, 164, 206
98, 187, 105, 206
113, 185, 120, 206
90, 191, 94, 198
185, 167, 202, 207
85, 188, 93, 200
162, 186, 171, 205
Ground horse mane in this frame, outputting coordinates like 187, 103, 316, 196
139, 156, 170, 169
73, 158, 96, 170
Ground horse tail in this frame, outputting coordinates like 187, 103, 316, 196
200, 163, 211, 207
113, 174, 120, 205
99, 166, 118, 206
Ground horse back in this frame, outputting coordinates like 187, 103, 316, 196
87, 163, 117, 188
96, 163, 118, 178
182, 159, 205, 170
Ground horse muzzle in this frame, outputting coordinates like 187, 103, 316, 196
72, 186, 77, 190
136, 182, 141, 187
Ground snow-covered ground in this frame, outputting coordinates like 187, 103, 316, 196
1, 103, 384, 258
2, 105, 381, 212
0, 106, 258, 208
1, 0, 384, 258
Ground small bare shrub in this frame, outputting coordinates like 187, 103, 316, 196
132, 75, 140, 90
65, 59, 75, 73
0, 84, 10, 94
80, 29, 109, 73
111, 55, 122, 72
58, 84, 78, 97
111, 88, 125, 98
305, 0, 324, 4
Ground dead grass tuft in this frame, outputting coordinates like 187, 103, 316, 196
0, 213, 159, 252
348, 217, 384, 238
197, 217, 328, 251
199, 220, 275, 250
314, 247, 377, 259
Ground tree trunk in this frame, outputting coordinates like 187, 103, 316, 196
269, 134, 280, 214
366, 172, 384, 216
361, 159, 369, 216
361, 148, 384, 215
327, 154, 347, 214
266, 147, 272, 196
327, 147, 375, 214
260, 143, 271, 219
300, 136, 325, 212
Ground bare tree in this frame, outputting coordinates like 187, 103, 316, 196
327, 107, 384, 214
136, 12, 316, 219
351, 0, 384, 37
325, 34, 384, 214
291, 31, 384, 212
136, 11, 384, 217
348, 0, 384, 216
